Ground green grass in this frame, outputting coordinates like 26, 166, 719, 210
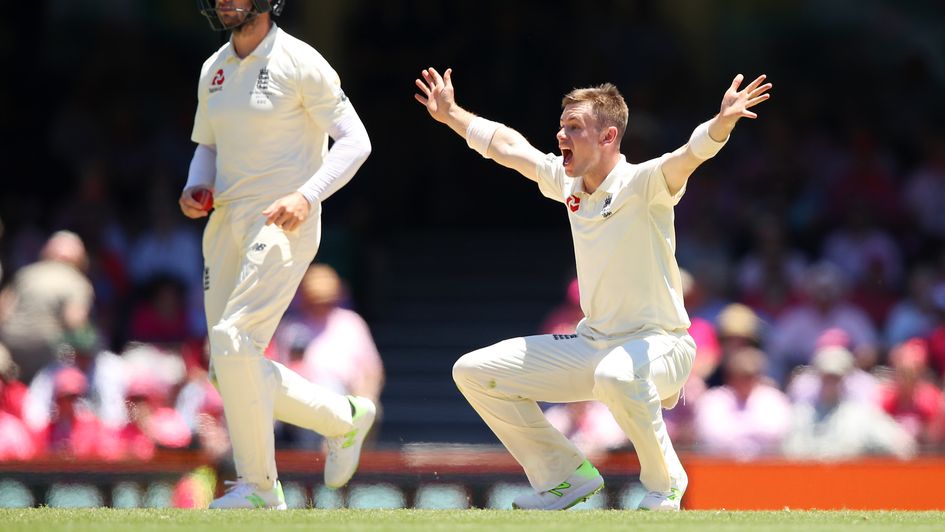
1, 509, 944, 532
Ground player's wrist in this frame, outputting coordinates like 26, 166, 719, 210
466, 116, 504, 159
689, 119, 729, 160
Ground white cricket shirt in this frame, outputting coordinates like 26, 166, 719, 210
192, 24, 351, 205
536, 153, 691, 341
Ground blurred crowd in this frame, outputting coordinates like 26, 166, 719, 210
542, 266, 945, 459
0, 229, 383, 468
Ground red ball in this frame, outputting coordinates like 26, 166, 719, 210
192, 188, 213, 211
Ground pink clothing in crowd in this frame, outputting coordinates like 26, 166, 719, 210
0, 411, 36, 460
544, 401, 627, 455
694, 384, 792, 459
300, 307, 382, 395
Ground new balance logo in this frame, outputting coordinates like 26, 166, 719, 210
553, 334, 578, 340
548, 482, 571, 497
250, 243, 267, 253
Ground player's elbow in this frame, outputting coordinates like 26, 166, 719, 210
350, 128, 371, 165
358, 134, 372, 163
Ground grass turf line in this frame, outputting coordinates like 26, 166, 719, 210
1, 509, 944, 532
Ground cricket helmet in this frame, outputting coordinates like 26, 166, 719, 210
198, 0, 285, 31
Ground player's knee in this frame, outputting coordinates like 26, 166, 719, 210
452, 353, 477, 388
593, 360, 642, 401
209, 323, 237, 358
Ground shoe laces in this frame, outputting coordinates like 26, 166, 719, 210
326, 433, 349, 457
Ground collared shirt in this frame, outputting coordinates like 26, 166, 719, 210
536, 153, 690, 341
192, 24, 351, 205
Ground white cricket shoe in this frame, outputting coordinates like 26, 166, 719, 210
208, 480, 287, 510
324, 396, 376, 488
512, 459, 604, 510
638, 477, 687, 511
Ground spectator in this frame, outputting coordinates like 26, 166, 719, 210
681, 269, 722, 381
783, 346, 916, 461
925, 285, 945, 379
694, 347, 791, 459
822, 202, 903, 292
765, 262, 879, 384
34, 366, 119, 459
902, 133, 945, 241
884, 266, 940, 348
23, 326, 127, 431
735, 214, 807, 320
0, 231, 94, 382
274, 264, 384, 403
786, 331, 880, 407
544, 401, 627, 455
540, 277, 583, 335
0, 343, 36, 461
127, 275, 192, 346
115, 374, 192, 460
703, 302, 763, 388
0, 342, 28, 421
879, 338, 944, 444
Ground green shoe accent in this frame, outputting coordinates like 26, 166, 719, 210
341, 428, 358, 449
547, 482, 571, 497
566, 483, 604, 510
342, 397, 371, 448
667, 487, 681, 501
274, 481, 285, 503
246, 493, 266, 508
574, 459, 600, 480
349, 396, 368, 420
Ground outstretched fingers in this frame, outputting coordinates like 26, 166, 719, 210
746, 93, 771, 108
415, 77, 431, 97
431, 67, 444, 84
748, 83, 773, 100
743, 74, 767, 93
730, 73, 745, 91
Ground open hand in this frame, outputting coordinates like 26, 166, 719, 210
719, 74, 772, 126
414, 67, 456, 124
262, 192, 310, 232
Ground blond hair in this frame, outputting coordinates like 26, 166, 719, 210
562, 83, 629, 141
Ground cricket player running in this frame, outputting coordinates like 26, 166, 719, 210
179, 0, 375, 509
415, 68, 771, 510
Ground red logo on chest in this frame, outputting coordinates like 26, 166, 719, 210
211, 69, 225, 86
566, 195, 581, 212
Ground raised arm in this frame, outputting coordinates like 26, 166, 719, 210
661, 74, 772, 195
414, 67, 545, 182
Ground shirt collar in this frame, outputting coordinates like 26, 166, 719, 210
251, 23, 280, 59
223, 22, 281, 62
572, 155, 626, 197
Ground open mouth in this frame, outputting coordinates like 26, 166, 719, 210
561, 148, 573, 167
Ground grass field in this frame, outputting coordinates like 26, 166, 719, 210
1, 509, 944, 532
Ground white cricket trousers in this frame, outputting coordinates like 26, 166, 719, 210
453, 331, 695, 493
203, 199, 355, 489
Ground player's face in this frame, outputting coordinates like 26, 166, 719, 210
215, 0, 254, 30
557, 102, 606, 178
